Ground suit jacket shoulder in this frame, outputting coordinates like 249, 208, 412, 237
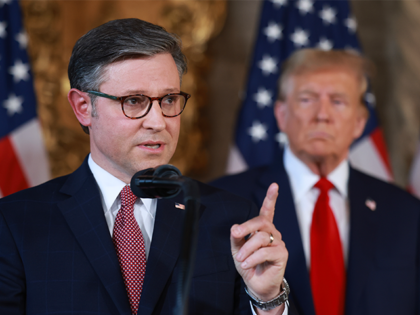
210, 164, 279, 201
197, 180, 260, 217
0, 173, 69, 206
350, 167, 420, 208
0, 155, 93, 212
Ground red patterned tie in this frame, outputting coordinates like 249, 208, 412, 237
310, 178, 346, 315
113, 185, 147, 315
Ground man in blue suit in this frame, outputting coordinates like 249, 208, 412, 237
0, 19, 290, 315
212, 49, 420, 315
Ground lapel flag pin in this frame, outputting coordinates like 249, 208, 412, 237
365, 199, 376, 211
175, 203, 185, 210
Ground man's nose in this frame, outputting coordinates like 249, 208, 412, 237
315, 97, 331, 121
142, 101, 166, 130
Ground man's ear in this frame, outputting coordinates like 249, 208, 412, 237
68, 88, 92, 129
353, 105, 368, 139
274, 100, 287, 130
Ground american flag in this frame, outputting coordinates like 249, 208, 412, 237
0, 0, 50, 197
409, 146, 420, 198
226, 0, 393, 183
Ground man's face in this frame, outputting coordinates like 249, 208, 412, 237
88, 53, 181, 182
275, 67, 367, 166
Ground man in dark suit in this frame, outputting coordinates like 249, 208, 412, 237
212, 49, 420, 315
0, 19, 290, 315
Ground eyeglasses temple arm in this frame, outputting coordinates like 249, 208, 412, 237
86, 90, 119, 101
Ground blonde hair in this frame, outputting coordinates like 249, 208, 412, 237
278, 49, 374, 105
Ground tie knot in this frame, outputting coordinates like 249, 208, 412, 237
314, 177, 334, 193
120, 185, 138, 208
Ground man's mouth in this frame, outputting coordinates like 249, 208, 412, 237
143, 144, 161, 149
309, 131, 333, 139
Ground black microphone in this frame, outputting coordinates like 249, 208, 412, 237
130, 164, 200, 315
130, 164, 183, 198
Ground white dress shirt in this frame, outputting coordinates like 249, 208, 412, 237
88, 155, 157, 258
283, 146, 350, 268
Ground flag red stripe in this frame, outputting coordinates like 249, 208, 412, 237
0, 136, 29, 197
370, 128, 392, 174
407, 185, 414, 194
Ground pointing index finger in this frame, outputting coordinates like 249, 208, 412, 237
259, 183, 279, 222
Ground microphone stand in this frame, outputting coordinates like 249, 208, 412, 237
131, 166, 200, 315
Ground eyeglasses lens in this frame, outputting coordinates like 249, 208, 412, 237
123, 95, 186, 118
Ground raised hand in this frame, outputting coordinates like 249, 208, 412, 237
231, 183, 288, 313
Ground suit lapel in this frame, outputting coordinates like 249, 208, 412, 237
58, 160, 131, 315
139, 192, 187, 315
257, 161, 316, 315
345, 168, 377, 314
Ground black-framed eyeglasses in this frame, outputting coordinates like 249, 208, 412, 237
86, 90, 191, 119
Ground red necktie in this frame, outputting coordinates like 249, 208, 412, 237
310, 178, 346, 315
113, 185, 147, 315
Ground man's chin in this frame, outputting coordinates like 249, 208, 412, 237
130, 159, 172, 175
304, 145, 334, 161
307, 132, 334, 140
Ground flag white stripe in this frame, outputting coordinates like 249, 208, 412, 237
10, 118, 50, 186
349, 137, 392, 182
409, 143, 420, 198
226, 145, 248, 175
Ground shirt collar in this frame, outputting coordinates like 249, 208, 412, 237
327, 157, 349, 198
87, 154, 155, 214
283, 146, 349, 202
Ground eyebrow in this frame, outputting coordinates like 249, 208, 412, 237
329, 93, 348, 99
121, 88, 180, 96
297, 90, 317, 96
297, 90, 349, 99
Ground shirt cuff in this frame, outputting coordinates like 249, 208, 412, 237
249, 301, 289, 315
